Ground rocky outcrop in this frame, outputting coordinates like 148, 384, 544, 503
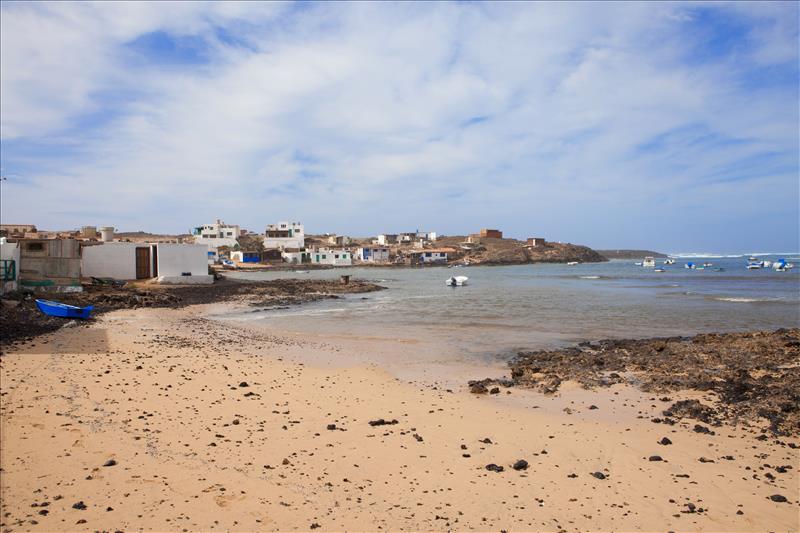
435, 236, 607, 265
470, 328, 800, 435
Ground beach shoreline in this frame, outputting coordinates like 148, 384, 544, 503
1, 300, 798, 531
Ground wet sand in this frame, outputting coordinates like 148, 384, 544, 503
1, 304, 798, 532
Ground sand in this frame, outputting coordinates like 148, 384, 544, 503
1, 304, 798, 532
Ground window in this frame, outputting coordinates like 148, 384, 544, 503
425, 252, 431, 257
322, 255, 327, 259
25, 242, 44, 252
335, 254, 339, 259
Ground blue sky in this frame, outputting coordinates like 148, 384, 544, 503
1, 1, 798, 253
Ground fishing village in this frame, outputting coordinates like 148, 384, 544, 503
2, 2, 799, 532
1, 220, 798, 532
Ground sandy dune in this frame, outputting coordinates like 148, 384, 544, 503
1, 305, 797, 532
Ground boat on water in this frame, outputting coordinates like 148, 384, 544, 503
294, 270, 310, 274
746, 262, 761, 270
748, 256, 758, 261
634, 262, 643, 266
446, 275, 469, 286
643, 257, 656, 267
654, 268, 666, 272
35, 299, 94, 320
702, 262, 713, 267
664, 259, 675, 265
566, 261, 580, 266
685, 262, 696, 269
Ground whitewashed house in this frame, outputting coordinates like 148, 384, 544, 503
264, 222, 304, 250
310, 248, 352, 266
376, 234, 398, 245
356, 246, 390, 263
281, 250, 311, 264
406, 248, 453, 264
192, 219, 240, 248
327, 234, 352, 246
82, 242, 212, 284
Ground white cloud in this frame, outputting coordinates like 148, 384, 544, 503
0, 1, 797, 252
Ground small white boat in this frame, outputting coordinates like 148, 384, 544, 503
685, 262, 696, 269
654, 268, 666, 273
634, 262, 643, 266
294, 270, 310, 274
446, 276, 469, 286
702, 262, 713, 267
746, 262, 761, 270
762, 260, 772, 268
566, 261, 580, 266
643, 257, 656, 267
664, 259, 675, 265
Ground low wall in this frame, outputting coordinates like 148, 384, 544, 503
81, 243, 138, 280
156, 244, 209, 277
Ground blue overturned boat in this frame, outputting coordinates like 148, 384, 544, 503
35, 299, 94, 320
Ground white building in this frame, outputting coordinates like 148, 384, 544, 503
376, 234, 398, 245
281, 250, 311, 264
406, 248, 453, 264
82, 242, 212, 284
310, 248, 352, 266
264, 222, 304, 250
192, 220, 240, 248
0, 237, 20, 293
327, 234, 352, 246
356, 246, 390, 263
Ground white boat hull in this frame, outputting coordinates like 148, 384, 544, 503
446, 276, 469, 286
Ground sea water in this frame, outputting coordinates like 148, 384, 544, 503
215, 255, 800, 363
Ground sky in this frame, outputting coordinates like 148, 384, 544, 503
1, 1, 798, 254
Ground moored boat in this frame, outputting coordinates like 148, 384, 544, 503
446, 276, 469, 286
643, 257, 656, 267
35, 299, 94, 320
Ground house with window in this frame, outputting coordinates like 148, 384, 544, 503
376, 234, 398, 245
281, 249, 311, 264
264, 222, 305, 250
192, 220, 240, 248
405, 248, 455, 265
310, 248, 352, 266
527, 237, 546, 247
327, 234, 352, 246
356, 246, 390, 263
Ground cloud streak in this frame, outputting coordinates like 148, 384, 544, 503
1, 1, 797, 252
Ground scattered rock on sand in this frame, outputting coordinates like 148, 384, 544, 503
591, 471, 606, 480
769, 494, 788, 503
658, 437, 672, 445
72, 501, 87, 510
512, 459, 529, 471
368, 418, 398, 426
485, 464, 504, 472
648, 455, 663, 461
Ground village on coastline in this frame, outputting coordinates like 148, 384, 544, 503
0, 220, 604, 294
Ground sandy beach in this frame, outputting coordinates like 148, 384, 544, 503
1, 298, 798, 532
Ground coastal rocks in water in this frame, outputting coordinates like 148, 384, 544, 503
468, 328, 800, 435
